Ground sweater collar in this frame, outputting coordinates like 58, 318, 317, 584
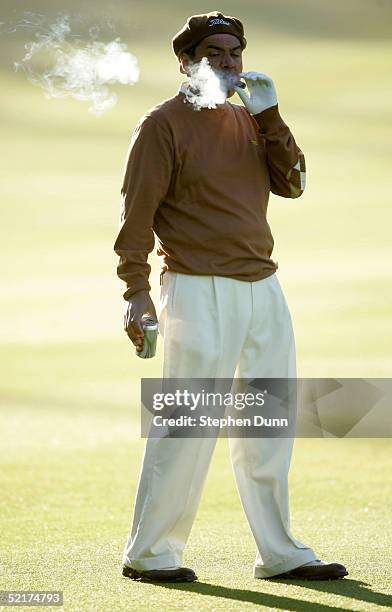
177, 81, 230, 111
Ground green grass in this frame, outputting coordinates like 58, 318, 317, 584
1, 417, 392, 610
1, 2, 392, 609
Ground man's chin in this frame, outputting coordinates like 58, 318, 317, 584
226, 88, 235, 98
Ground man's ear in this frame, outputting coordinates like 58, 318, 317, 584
179, 52, 190, 75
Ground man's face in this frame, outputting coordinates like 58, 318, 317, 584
180, 33, 243, 98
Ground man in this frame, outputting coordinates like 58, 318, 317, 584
114, 11, 348, 583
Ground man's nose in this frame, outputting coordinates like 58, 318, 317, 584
220, 54, 237, 69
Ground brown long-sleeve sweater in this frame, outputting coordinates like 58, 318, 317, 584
114, 85, 306, 300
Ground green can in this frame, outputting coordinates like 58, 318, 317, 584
136, 316, 158, 359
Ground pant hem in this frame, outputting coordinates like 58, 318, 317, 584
254, 548, 317, 578
123, 553, 182, 572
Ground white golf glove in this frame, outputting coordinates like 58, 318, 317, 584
234, 71, 278, 115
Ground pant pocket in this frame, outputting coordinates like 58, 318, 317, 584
158, 272, 179, 336
167, 271, 179, 314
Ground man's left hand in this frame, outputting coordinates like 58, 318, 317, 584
234, 71, 278, 115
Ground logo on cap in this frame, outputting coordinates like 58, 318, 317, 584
209, 18, 231, 27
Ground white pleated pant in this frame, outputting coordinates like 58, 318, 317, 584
123, 272, 317, 577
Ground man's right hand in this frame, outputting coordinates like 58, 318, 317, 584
124, 290, 157, 351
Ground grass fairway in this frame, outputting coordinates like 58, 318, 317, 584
1, 414, 392, 610
1, 1, 392, 609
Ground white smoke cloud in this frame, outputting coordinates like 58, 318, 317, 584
184, 57, 244, 111
5, 13, 139, 116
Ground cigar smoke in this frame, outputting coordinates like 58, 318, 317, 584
3, 12, 139, 115
184, 57, 245, 111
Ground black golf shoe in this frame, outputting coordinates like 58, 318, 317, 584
271, 560, 348, 581
122, 565, 197, 582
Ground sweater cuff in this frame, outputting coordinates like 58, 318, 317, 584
252, 104, 287, 135
123, 282, 151, 301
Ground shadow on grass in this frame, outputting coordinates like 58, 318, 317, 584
151, 578, 391, 611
